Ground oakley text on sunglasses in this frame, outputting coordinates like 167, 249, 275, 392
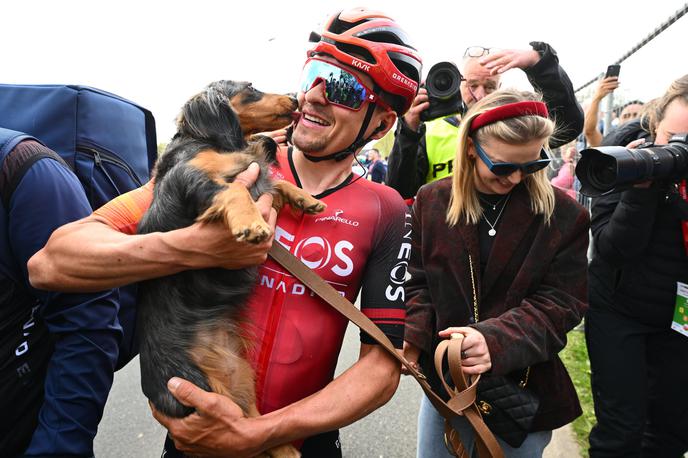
299, 58, 385, 111
473, 138, 551, 176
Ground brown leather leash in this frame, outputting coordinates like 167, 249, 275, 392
269, 243, 503, 457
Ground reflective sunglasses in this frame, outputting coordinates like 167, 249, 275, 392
464, 46, 492, 58
473, 138, 551, 176
299, 58, 383, 111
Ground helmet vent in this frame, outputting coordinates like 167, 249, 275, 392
328, 16, 370, 35
334, 42, 377, 65
358, 27, 414, 49
388, 51, 422, 83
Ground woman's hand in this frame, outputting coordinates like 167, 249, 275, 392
401, 340, 421, 375
438, 327, 491, 375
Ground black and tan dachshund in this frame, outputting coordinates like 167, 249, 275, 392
137, 80, 324, 457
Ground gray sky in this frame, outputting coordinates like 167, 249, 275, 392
3, 0, 686, 142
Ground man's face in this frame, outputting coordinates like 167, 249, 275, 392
619, 103, 643, 125
292, 56, 389, 156
655, 98, 688, 145
460, 58, 501, 108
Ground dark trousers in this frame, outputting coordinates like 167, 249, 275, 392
586, 305, 688, 457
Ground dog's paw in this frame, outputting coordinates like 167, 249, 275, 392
291, 196, 326, 215
233, 220, 272, 244
305, 201, 326, 214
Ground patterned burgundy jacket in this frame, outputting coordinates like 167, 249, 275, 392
405, 178, 590, 431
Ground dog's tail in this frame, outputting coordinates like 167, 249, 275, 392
176, 83, 247, 152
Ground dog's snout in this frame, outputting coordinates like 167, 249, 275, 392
287, 93, 298, 107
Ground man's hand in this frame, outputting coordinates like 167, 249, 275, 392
151, 377, 263, 458
438, 327, 491, 375
166, 162, 278, 270
479, 48, 541, 75
402, 87, 429, 132
593, 76, 620, 102
256, 128, 290, 146
401, 340, 421, 375
624, 138, 653, 188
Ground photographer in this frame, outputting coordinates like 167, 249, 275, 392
386, 42, 583, 200
586, 74, 688, 457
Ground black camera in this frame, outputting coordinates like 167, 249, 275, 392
575, 133, 688, 196
419, 61, 463, 122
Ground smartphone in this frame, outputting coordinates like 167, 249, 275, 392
605, 64, 621, 78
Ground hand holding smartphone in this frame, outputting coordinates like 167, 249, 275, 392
605, 64, 621, 78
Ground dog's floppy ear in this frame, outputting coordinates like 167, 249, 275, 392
176, 82, 247, 151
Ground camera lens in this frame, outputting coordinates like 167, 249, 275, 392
575, 136, 688, 196
427, 62, 461, 99
586, 155, 617, 191
434, 71, 452, 92
419, 61, 464, 122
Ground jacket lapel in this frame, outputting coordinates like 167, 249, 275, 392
481, 185, 536, 297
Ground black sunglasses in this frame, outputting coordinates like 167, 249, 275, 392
473, 139, 551, 176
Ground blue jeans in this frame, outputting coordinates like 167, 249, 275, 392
417, 395, 552, 458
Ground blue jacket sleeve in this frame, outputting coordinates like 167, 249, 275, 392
9, 158, 121, 457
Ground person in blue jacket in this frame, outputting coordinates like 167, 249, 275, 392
0, 137, 121, 457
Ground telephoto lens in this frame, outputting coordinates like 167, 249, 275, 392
576, 134, 688, 196
420, 61, 463, 122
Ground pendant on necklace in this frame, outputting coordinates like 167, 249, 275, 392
488, 228, 496, 237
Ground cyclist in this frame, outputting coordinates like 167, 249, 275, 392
29, 8, 422, 457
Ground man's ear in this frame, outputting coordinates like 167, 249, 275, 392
371, 111, 397, 140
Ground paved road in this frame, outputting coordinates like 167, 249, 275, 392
94, 323, 578, 457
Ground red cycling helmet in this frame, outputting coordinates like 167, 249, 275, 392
308, 8, 422, 115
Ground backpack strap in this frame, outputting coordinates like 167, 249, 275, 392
0, 127, 69, 209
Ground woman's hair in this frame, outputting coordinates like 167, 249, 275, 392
641, 74, 688, 137
446, 89, 556, 227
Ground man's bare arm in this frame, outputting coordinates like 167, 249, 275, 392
584, 76, 619, 147
28, 210, 275, 293
29, 163, 277, 293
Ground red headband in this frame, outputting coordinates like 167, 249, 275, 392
469, 101, 549, 133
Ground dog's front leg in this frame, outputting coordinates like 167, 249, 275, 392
273, 180, 326, 214
197, 183, 272, 243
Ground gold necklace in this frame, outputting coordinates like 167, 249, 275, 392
468, 254, 530, 386
478, 193, 507, 211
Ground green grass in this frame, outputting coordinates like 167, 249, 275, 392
560, 328, 595, 457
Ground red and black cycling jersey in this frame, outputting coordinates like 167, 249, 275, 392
93, 145, 410, 417
249, 147, 409, 414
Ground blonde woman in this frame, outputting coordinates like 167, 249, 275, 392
403, 89, 590, 457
